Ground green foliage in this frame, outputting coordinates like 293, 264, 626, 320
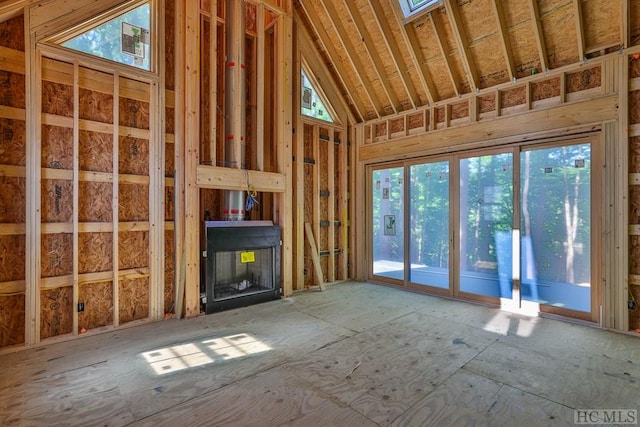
301, 69, 333, 122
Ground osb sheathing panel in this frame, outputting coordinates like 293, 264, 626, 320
501, 86, 527, 109
42, 81, 73, 117
119, 231, 149, 270
630, 185, 640, 224
450, 101, 469, 120
0, 235, 25, 282
119, 183, 149, 222
42, 125, 73, 170
78, 232, 112, 274
0, 118, 25, 166
119, 136, 149, 175
200, 188, 219, 221
165, 141, 175, 176
436, 106, 445, 124
632, 1, 640, 46
41, 233, 73, 278
458, 0, 509, 89
245, 1, 257, 34
0, 177, 26, 223
79, 88, 113, 124
79, 181, 112, 222
630, 58, 640, 79
433, 7, 472, 94
539, 0, 579, 69
319, 198, 328, 248
165, 0, 175, 90
41, 179, 73, 223
532, 78, 561, 101
119, 277, 149, 324
629, 136, 640, 173
165, 107, 175, 134
0, 293, 25, 346
630, 235, 640, 274
303, 164, 313, 224
201, 19, 211, 166
478, 93, 496, 114
566, 66, 601, 93
502, 0, 541, 76
581, 0, 620, 52
78, 281, 113, 330
0, 15, 25, 51
630, 91, 640, 125
165, 186, 174, 221
164, 230, 174, 314
378, 4, 429, 104
320, 256, 328, 283
79, 130, 113, 173
407, 113, 424, 130
631, 285, 640, 330
119, 98, 150, 130
40, 286, 73, 340
374, 122, 387, 138
0, 71, 25, 109
413, 12, 457, 100
389, 118, 404, 134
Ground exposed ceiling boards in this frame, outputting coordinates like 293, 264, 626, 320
297, 0, 632, 123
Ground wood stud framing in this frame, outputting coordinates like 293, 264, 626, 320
529, 0, 549, 73
442, 0, 478, 92
573, 0, 585, 62
430, 10, 461, 97
491, 0, 516, 82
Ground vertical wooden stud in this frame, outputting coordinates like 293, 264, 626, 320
112, 73, 120, 327
72, 61, 79, 336
327, 128, 335, 283
256, 3, 265, 171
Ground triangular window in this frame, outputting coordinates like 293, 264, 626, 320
61, 2, 151, 71
399, 0, 441, 19
301, 68, 334, 123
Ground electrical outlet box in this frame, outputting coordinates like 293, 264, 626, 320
78, 302, 85, 313
629, 300, 637, 311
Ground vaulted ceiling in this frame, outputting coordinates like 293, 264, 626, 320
296, 0, 638, 123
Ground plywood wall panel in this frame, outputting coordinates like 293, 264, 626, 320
566, 66, 601, 93
0, 293, 25, 346
78, 181, 112, 223
78, 281, 113, 331
119, 231, 149, 270
165, 107, 175, 134
450, 101, 469, 120
165, 186, 174, 221
119, 277, 149, 324
79, 130, 112, 173
40, 233, 73, 278
165, 141, 175, 176
78, 232, 112, 274
0, 177, 25, 223
0, 15, 25, 51
501, 86, 527, 109
42, 125, 73, 170
119, 183, 149, 222
630, 185, 640, 225
0, 235, 25, 282
165, 0, 176, 90
630, 59, 640, 79
630, 91, 640, 125
40, 286, 73, 339
200, 188, 219, 221
540, 1, 579, 69
42, 81, 73, 117
78, 88, 113, 124
632, 1, 640, 46
41, 179, 73, 223
478, 94, 496, 114
118, 136, 149, 175
630, 136, 640, 174
630, 235, 640, 275
119, 98, 150, 130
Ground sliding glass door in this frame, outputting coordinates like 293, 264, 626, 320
369, 138, 597, 321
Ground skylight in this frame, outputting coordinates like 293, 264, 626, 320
62, 2, 151, 71
399, 0, 442, 19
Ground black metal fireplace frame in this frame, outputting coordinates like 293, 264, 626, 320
204, 221, 281, 314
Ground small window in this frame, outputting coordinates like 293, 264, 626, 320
62, 2, 151, 71
301, 68, 334, 123
399, 0, 441, 19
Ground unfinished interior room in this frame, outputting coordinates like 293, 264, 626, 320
0, 0, 640, 425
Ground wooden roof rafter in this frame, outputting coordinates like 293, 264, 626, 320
389, 0, 436, 104
529, 0, 549, 72
491, 0, 516, 82
366, 0, 419, 109
342, 0, 402, 113
573, 0, 585, 61
622, 0, 630, 49
443, 0, 479, 92
430, 10, 462, 97
298, 1, 366, 120
318, 0, 386, 117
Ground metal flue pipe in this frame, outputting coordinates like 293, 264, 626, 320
223, 0, 246, 221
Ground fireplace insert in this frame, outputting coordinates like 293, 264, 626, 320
203, 221, 281, 314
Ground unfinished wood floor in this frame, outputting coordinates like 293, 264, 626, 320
1, 282, 639, 426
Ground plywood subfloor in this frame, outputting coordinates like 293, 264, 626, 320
0, 282, 639, 426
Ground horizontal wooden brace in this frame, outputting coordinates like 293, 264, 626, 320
196, 165, 286, 192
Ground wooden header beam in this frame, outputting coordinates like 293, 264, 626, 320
196, 165, 286, 192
